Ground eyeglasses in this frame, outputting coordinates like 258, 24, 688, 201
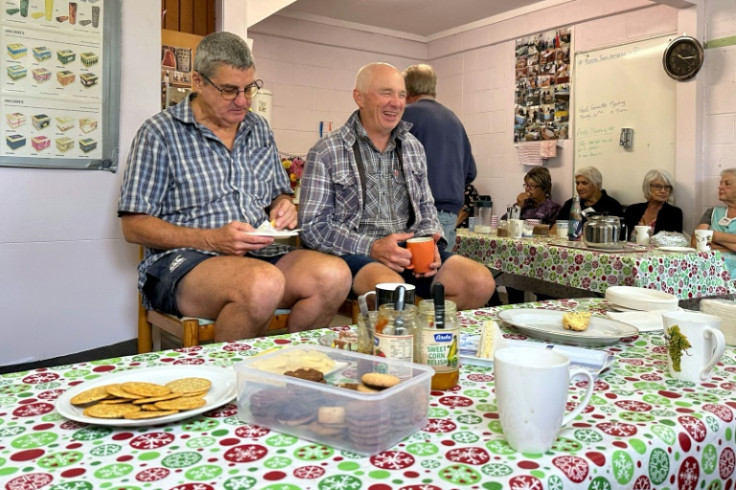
523, 183, 539, 189
650, 184, 672, 192
199, 73, 263, 100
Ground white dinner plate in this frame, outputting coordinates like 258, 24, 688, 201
497, 309, 639, 346
658, 246, 696, 253
604, 286, 679, 312
56, 365, 237, 427
245, 228, 301, 238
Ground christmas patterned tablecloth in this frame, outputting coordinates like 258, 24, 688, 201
455, 229, 736, 299
1, 298, 736, 490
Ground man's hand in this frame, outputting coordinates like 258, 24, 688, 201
205, 221, 274, 255
411, 232, 442, 279
370, 232, 414, 272
268, 196, 298, 230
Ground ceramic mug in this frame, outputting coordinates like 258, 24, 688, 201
662, 310, 726, 383
509, 219, 525, 239
494, 346, 595, 453
694, 229, 714, 252
406, 237, 434, 273
634, 225, 652, 245
365, 283, 416, 308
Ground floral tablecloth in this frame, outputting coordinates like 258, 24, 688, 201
1, 298, 736, 490
455, 229, 736, 299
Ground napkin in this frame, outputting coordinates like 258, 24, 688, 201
605, 310, 668, 332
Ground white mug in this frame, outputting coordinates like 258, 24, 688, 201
694, 229, 714, 252
509, 219, 525, 239
662, 311, 726, 383
634, 225, 652, 245
494, 347, 595, 453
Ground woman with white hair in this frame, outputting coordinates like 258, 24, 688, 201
694, 168, 736, 274
624, 169, 683, 239
557, 166, 624, 222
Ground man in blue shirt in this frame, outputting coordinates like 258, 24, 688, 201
402, 64, 477, 247
118, 32, 351, 341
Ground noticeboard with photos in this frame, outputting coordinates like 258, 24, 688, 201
0, 0, 121, 171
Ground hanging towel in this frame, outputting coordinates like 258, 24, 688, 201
540, 140, 557, 159
515, 142, 543, 166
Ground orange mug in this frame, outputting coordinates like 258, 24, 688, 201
406, 237, 434, 273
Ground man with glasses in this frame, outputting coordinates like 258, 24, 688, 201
118, 32, 351, 341
298, 62, 494, 310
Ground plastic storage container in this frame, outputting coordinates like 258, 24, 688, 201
235, 344, 432, 455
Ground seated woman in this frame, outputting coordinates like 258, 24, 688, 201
624, 169, 683, 240
501, 166, 561, 224
694, 168, 736, 275
557, 166, 624, 224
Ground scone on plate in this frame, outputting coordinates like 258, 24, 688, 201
562, 312, 592, 331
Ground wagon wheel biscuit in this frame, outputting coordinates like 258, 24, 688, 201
121, 381, 172, 398
83, 403, 141, 419
165, 377, 212, 394
70, 385, 113, 405
361, 373, 400, 390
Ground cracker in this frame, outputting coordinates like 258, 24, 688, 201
361, 372, 400, 390
106, 384, 144, 399
132, 393, 182, 404
70, 385, 112, 405
154, 397, 206, 411
165, 377, 212, 394
124, 409, 179, 419
121, 382, 171, 397
83, 403, 141, 418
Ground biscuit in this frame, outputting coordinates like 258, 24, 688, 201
83, 403, 141, 418
277, 403, 317, 426
154, 397, 206, 411
124, 409, 179, 419
165, 377, 212, 394
318, 406, 346, 425
249, 388, 290, 417
283, 368, 325, 383
71, 385, 111, 405
356, 383, 379, 394
121, 382, 172, 398
361, 373, 400, 390
106, 384, 144, 399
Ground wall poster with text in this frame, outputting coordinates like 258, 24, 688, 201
514, 27, 571, 143
0, 0, 121, 171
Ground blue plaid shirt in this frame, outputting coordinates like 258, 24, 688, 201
298, 111, 442, 256
118, 94, 292, 304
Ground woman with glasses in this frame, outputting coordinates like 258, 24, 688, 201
501, 166, 561, 224
623, 169, 683, 240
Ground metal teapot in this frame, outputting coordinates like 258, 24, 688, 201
583, 215, 627, 249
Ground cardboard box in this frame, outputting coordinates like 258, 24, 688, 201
33, 46, 51, 62
7, 65, 26, 80
32, 68, 51, 83
79, 118, 97, 133
57, 70, 75, 86
80, 52, 98, 67
55, 137, 74, 153
6, 112, 26, 129
235, 345, 431, 455
6, 134, 26, 150
56, 116, 74, 132
80, 72, 98, 87
32, 136, 50, 151
79, 138, 97, 153
7, 43, 27, 60
57, 49, 75, 64
32, 114, 50, 130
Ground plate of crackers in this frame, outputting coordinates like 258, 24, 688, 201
56, 366, 236, 427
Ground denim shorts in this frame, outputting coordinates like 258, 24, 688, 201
341, 249, 454, 299
142, 250, 283, 316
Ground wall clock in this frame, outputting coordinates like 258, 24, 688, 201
662, 35, 704, 81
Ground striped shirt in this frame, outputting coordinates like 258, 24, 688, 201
298, 111, 442, 256
118, 94, 292, 304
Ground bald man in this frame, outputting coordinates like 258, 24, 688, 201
298, 62, 494, 310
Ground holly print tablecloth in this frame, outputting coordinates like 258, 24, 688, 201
455, 229, 736, 299
1, 298, 735, 490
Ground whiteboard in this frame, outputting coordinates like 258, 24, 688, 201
574, 36, 676, 206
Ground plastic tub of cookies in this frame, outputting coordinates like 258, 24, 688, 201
235, 344, 432, 455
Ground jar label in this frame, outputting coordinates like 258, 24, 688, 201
417, 328, 458, 373
374, 333, 413, 363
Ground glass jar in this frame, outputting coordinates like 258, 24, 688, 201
415, 299, 459, 390
374, 304, 417, 364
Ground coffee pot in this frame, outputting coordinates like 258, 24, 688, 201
582, 215, 627, 249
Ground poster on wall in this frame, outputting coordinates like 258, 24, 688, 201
514, 27, 571, 142
161, 44, 191, 109
0, 0, 120, 171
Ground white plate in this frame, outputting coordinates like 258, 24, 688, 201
604, 286, 679, 312
245, 229, 301, 238
497, 309, 639, 346
658, 246, 696, 253
56, 366, 236, 427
